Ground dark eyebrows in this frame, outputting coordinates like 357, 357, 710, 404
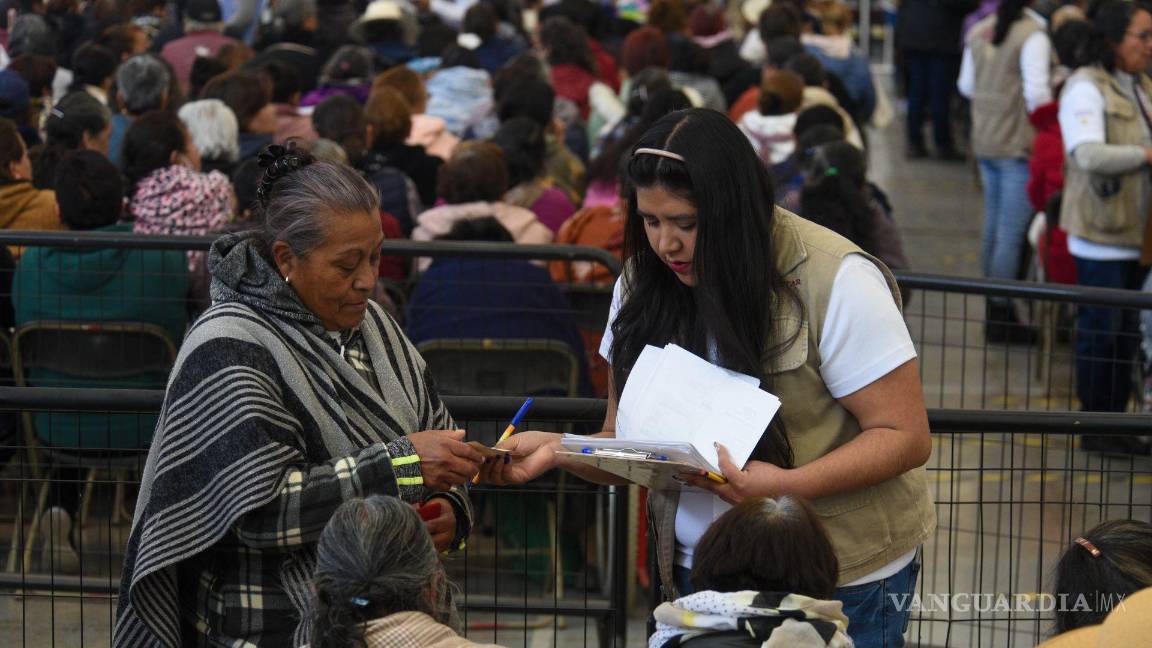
637, 210, 698, 223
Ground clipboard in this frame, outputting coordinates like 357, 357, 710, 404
557, 437, 720, 491
555, 449, 705, 488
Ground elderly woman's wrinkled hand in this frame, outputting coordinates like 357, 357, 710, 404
407, 429, 485, 491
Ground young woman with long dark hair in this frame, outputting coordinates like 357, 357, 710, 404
480, 108, 934, 647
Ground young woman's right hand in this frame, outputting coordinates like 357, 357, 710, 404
477, 431, 562, 486
406, 429, 485, 492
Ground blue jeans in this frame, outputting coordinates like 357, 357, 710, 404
904, 52, 959, 150
833, 555, 921, 648
977, 158, 1033, 297
1073, 257, 1147, 412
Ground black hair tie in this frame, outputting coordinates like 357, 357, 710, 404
255, 143, 316, 207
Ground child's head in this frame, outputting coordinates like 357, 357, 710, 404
1053, 519, 1152, 633
690, 496, 839, 599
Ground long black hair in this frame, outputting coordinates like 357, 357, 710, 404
992, 0, 1028, 46
612, 108, 799, 468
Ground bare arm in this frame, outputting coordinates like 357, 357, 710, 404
479, 371, 629, 485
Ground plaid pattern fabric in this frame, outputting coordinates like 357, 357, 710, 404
364, 612, 504, 648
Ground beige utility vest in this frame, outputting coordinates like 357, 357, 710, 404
1060, 66, 1152, 248
647, 210, 936, 598
967, 15, 1041, 159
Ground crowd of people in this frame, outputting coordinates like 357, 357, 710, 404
0, 0, 1148, 645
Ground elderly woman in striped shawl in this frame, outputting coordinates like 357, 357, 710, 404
114, 144, 486, 648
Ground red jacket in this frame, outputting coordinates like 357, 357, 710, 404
1027, 102, 1076, 285
1027, 102, 1064, 212
551, 64, 598, 120
588, 38, 620, 92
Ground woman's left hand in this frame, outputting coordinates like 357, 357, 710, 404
418, 497, 457, 552
680, 443, 790, 505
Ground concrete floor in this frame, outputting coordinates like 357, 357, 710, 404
2, 86, 1151, 648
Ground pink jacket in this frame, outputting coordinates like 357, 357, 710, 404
407, 114, 460, 160
411, 201, 553, 271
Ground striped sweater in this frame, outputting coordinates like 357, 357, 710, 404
114, 232, 471, 647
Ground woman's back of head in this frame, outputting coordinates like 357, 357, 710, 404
34, 91, 111, 189
311, 495, 450, 648
539, 16, 596, 74
69, 42, 117, 90
491, 116, 545, 187
373, 65, 428, 113
1054, 519, 1152, 633
758, 69, 804, 116
364, 85, 412, 151
312, 95, 367, 165
437, 141, 509, 204
320, 45, 375, 86
122, 110, 188, 189
798, 139, 875, 253
200, 70, 272, 134
691, 496, 839, 599
54, 150, 123, 230
178, 99, 240, 163
621, 26, 670, 78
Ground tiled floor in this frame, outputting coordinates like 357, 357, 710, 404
3, 81, 1151, 648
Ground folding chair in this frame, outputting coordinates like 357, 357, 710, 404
6, 321, 177, 573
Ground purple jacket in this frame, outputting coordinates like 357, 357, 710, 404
299, 83, 372, 107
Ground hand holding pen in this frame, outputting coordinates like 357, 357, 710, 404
472, 398, 534, 484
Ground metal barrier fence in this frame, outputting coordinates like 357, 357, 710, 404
3, 231, 1152, 413
0, 390, 627, 648
1, 389, 1150, 647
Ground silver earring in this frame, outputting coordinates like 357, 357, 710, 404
284, 275, 291, 284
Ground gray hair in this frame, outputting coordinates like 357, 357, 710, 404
260, 158, 380, 258
311, 496, 456, 648
178, 99, 239, 162
116, 54, 171, 115
8, 14, 54, 58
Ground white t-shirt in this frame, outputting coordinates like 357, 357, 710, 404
1059, 75, 1147, 261
599, 253, 919, 582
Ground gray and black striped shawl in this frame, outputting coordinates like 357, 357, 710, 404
113, 233, 455, 646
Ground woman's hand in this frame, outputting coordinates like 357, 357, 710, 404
680, 442, 789, 505
417, 498, 457, 552
406, 429, 485, 492
477, 431, 561, 485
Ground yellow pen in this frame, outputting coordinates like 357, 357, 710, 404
472, 398, 534, 484
701, 469, 728, 485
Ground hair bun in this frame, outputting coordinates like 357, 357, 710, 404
256, 143, 316, 206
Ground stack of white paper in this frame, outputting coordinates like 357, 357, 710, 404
615, 344, 782, 471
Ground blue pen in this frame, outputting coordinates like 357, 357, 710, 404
473, 398, 534, 484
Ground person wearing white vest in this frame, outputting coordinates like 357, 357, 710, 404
958, 0, 1051, 344
1057, 0, 1152, 455
479, 109, 935, 647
